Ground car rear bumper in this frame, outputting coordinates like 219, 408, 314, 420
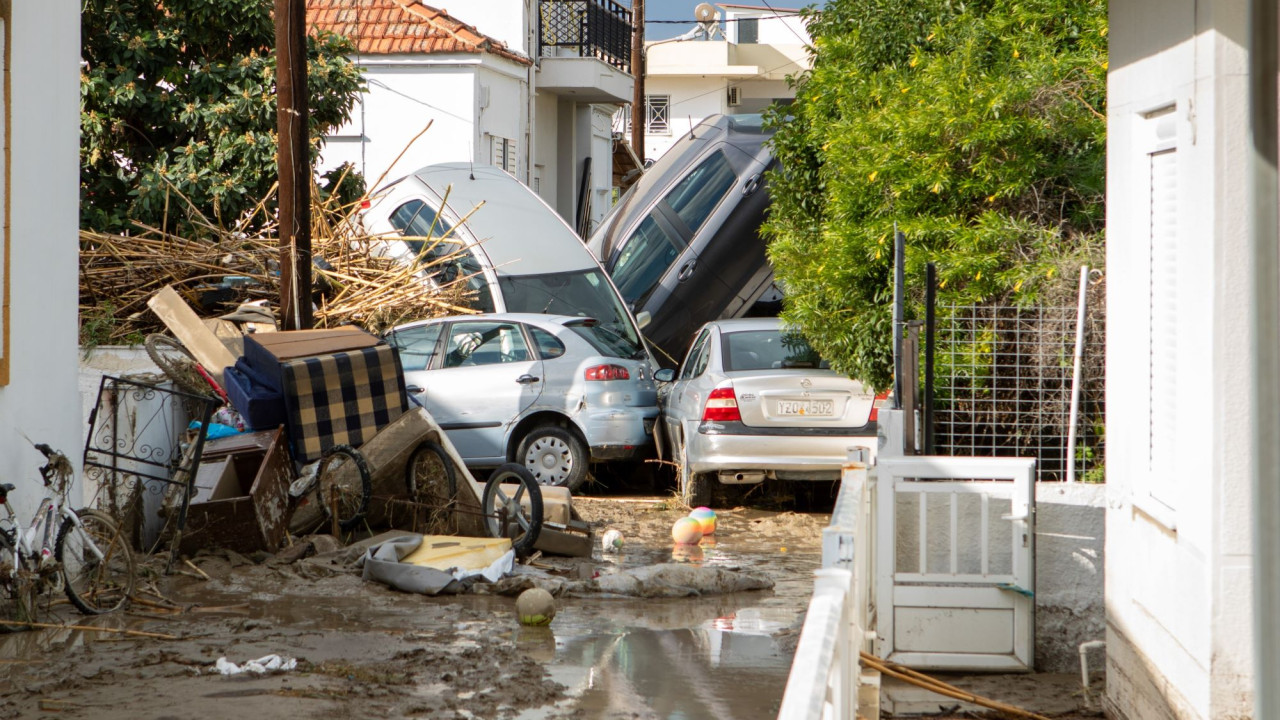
580, 406, 660, 460
687, 427, 877, 477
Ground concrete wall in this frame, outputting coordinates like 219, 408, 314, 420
0, 4, 81, 520
1105, 0, 1253, 717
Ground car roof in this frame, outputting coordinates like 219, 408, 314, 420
401, 163, 597, 276
704, 317, 785, 333
391, 312, 585, 333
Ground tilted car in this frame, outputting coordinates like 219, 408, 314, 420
656, 318, 880, 506
386, 313, 659, 491
587, 114, 778, 366
362, 162, 653, 367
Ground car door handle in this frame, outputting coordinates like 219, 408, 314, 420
743, 173, 762, 196
516, 374, 540, 385
406, 385, 425, 394
677, 261, 697, 282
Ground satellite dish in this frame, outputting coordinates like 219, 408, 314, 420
694, 3, 718, 23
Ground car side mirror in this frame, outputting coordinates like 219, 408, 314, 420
654, 368, 676, 383
635, 311, 652, 330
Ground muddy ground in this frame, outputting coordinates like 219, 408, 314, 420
0, 485, 1101, 720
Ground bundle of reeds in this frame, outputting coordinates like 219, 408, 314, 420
79, 172, 481, 344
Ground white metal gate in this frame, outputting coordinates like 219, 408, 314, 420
875, 456, 1036, 672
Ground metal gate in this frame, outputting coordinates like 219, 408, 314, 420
874, 456, 1036, 672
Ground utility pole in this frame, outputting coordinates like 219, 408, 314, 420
276, 0, 312, 330
630, 0, 645, 164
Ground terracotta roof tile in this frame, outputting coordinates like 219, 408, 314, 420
306, 0, 531, 65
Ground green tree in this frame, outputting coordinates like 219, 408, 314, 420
765, 0, 1106, 390
80, 0, 364, 235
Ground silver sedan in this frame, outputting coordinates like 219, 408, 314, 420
656, 318, 880, 506
387, 313, 659, 491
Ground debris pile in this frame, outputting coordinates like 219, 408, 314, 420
79, 185, 479, 344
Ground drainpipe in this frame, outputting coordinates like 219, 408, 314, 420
526, 0, 536, 187
1248, 2, 1280, 718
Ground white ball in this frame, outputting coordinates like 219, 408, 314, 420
516, 588, 556, 626
602, 529, 624, 553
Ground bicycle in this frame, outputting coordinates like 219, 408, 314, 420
0, 444, 135, 621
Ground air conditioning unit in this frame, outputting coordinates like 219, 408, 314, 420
727, 86, 741, 107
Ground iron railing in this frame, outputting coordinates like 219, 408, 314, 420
539, 0, 632, 72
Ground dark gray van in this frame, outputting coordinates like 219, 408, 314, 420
587, 114, 777, 366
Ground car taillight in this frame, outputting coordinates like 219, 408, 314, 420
585, 364, 630, 381
702, 386, 741, 422
869, 391, 890, 422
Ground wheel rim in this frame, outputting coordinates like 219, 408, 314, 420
492, 483, 535, 534
62, 513, 134, 614
523, 435, 573, 486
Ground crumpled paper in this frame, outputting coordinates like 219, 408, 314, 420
214, 654, 297, 676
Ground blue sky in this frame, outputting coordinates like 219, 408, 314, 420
636, 0, 813, 40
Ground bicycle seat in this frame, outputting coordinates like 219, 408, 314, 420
0, 483, 13, 493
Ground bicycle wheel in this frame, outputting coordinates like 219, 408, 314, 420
56, 509, 135, 615
144, 334, 215, 398
317, 445, 372, 532
482, 464, 543, 556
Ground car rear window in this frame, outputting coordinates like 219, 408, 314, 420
566, 320, 633, 359
722, 329, 829, 371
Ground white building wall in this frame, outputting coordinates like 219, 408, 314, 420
723, 7, 807, 46
320, 60, 480, 190
477, 64, 530, 178
0, 4, 82, 517
642, 76, 725, 161
1105, 0, 1253, 717
464, 0, 530, 55
533, 91, 560, 205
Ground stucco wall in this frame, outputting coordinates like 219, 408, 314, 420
0, 4, 82, 520
1105, 0, 1254, 717
319, 60, 480, 189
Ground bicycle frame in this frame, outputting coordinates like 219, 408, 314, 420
1, 492, 106, 580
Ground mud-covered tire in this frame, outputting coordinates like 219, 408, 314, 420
679, 434, 712, 508
144, 334, 215, 398
517, 425, 588, 492
405, 441, 457, 502
57, 509, 135, 615
482, 464, 543, 556
317, 445, 372, 532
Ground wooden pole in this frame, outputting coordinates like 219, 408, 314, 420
630, 0, 645, 164
276, 0, 312, 330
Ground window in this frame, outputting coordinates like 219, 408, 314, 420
680, 330, 711, 380
610, 214, 681, 306
388, 323, 444, 371
497, 268, 644, 357
529, 326, 566, 359
662, 150, 737, 236
737, 17, 758, 44
722, 330, 827, 372
389, 200, 494, 312
492, 136, 517, 174
443, 322, 530, 368
646, 95, 670, 135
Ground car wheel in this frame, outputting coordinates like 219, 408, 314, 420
679, 433, 712, 508
518, 425, 588, 492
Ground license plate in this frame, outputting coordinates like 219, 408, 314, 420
777, 399, 834, 417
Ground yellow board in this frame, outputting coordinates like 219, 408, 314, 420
401, 535, 512, 571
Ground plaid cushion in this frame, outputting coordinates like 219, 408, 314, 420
282, 345, 409, 463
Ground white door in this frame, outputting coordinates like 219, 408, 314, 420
874, 456, 1036, 672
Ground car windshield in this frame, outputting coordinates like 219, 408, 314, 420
722, 329, 829, 371
498, 269, 646, 358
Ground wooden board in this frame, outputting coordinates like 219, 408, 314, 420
148, 285, 238, 386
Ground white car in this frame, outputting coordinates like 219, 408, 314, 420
656, 318, 880, 506
387, 313, 659, 491
362, 162, 653, 367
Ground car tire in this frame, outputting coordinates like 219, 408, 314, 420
679, 433, 713, 508
518, 425, 589, 492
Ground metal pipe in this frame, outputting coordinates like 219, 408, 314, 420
1066, 265, 1089, 483
1249, 2, 1280, 717
892, 227, 905, 409
924, 262, 936, 454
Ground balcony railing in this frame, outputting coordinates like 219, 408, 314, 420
539, 0, 632, 72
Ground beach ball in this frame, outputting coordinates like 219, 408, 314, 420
516, 588, 556, 626
602, 528, 624, 553
671, 517, 704, 545
689, 507, 717, 535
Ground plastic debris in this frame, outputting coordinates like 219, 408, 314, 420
214, 654, 298, 676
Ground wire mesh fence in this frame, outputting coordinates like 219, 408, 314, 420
930, 303, 1105, 483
